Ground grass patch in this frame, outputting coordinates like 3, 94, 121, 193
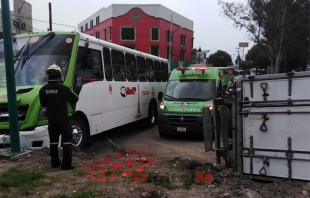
171, 164, 184, 172
0, 166, 52, 193
0, 195, 16, 198
180, 172, 195, 190
146, 173, 174, 190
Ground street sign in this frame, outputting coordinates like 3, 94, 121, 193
239, 42, 248, 47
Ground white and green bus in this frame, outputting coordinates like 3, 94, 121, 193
0, 31, 169, 150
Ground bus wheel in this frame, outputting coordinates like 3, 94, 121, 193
147, 103, 156, 128
71, 116, 88, 149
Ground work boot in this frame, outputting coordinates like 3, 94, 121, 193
51, 159, 61, 168
62, 165, 75, 170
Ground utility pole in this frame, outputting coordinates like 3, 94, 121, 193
1, 0, 21, 154
236, 48, 240, 70
49, 2, 52, 31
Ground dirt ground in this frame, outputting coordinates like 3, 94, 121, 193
0, 136, 310, 198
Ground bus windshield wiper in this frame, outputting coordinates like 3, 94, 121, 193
14, 45, 25, 63
164, 94, 179, 100
20, 32, 55, 70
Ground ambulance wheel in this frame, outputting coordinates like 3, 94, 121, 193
71, 116, 88, 149
147, 103, 156, 128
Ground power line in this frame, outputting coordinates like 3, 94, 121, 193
0, 11, 79, 29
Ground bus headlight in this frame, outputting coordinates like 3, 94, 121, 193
39, 107, 47, 121
159, 101, 166, 110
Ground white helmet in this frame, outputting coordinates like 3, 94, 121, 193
46, 64, 62, 76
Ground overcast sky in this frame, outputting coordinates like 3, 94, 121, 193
7, 0, 254, 62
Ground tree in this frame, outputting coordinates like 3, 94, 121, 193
208, 50, 232, 67
239, 60, 254, 74
246, 44, 270, 70
218, 0, 310, 73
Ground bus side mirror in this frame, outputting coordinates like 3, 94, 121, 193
158, 92, 163, 101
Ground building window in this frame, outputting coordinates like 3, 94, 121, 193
123, 45, 136, 50
166, 30, 173, 43
80, 26, 83, 32
181, 35, 186, 46
109, 27, 112, 40
151, 46, 159, 56
151, 27, 159, 41
96, 16, 100, 25
90, 20, 93, 28
191, 37, 194, 48
95, 32, 99, 38
85, 23, 88, 30
180, 50, 185, 61
104, 29, 106, 40
121, 27, 135, 41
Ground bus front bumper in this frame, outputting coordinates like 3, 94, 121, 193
0, 126, 50, 151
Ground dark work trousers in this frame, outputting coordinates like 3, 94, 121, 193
48, 114, 72, 167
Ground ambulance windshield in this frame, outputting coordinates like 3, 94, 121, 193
164, 80, 213, 101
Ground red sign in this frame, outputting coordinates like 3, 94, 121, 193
109, 84, 112, 94
239, 42, 248, 47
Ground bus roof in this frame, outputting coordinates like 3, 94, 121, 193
2, 31, 168, 63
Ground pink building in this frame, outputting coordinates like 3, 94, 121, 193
78, 4, 194, 64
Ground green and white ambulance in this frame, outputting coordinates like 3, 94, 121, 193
157, 64, 233, 136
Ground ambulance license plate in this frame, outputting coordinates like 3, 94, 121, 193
177, 127, 186, 132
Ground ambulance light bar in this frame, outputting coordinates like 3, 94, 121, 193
176, 67, 209, 74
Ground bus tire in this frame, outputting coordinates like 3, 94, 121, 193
146, 103, 156, 128
70, 116, 88, 149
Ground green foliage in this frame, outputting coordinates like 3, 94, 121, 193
0, 166, 54, 196
245, 44, 270, 69
146, 173, 174, 190
208, 50, 233, 67
0, 195, 16, 198
218, 0, 310, 73
239, 60, 254, 70
0, 166, 48, 189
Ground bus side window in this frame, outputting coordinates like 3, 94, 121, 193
125, 53, 137, 82
146, 58, 154, 82
137, 56, 147, 82
154, 60, 161, 82
111, 49, 126, 81
103, 47, 112, 81
160, 62, 167, 82
75, 46, 104, 83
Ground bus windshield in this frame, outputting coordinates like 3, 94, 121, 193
14, 34, 75, 86
164, 80, 213, 101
